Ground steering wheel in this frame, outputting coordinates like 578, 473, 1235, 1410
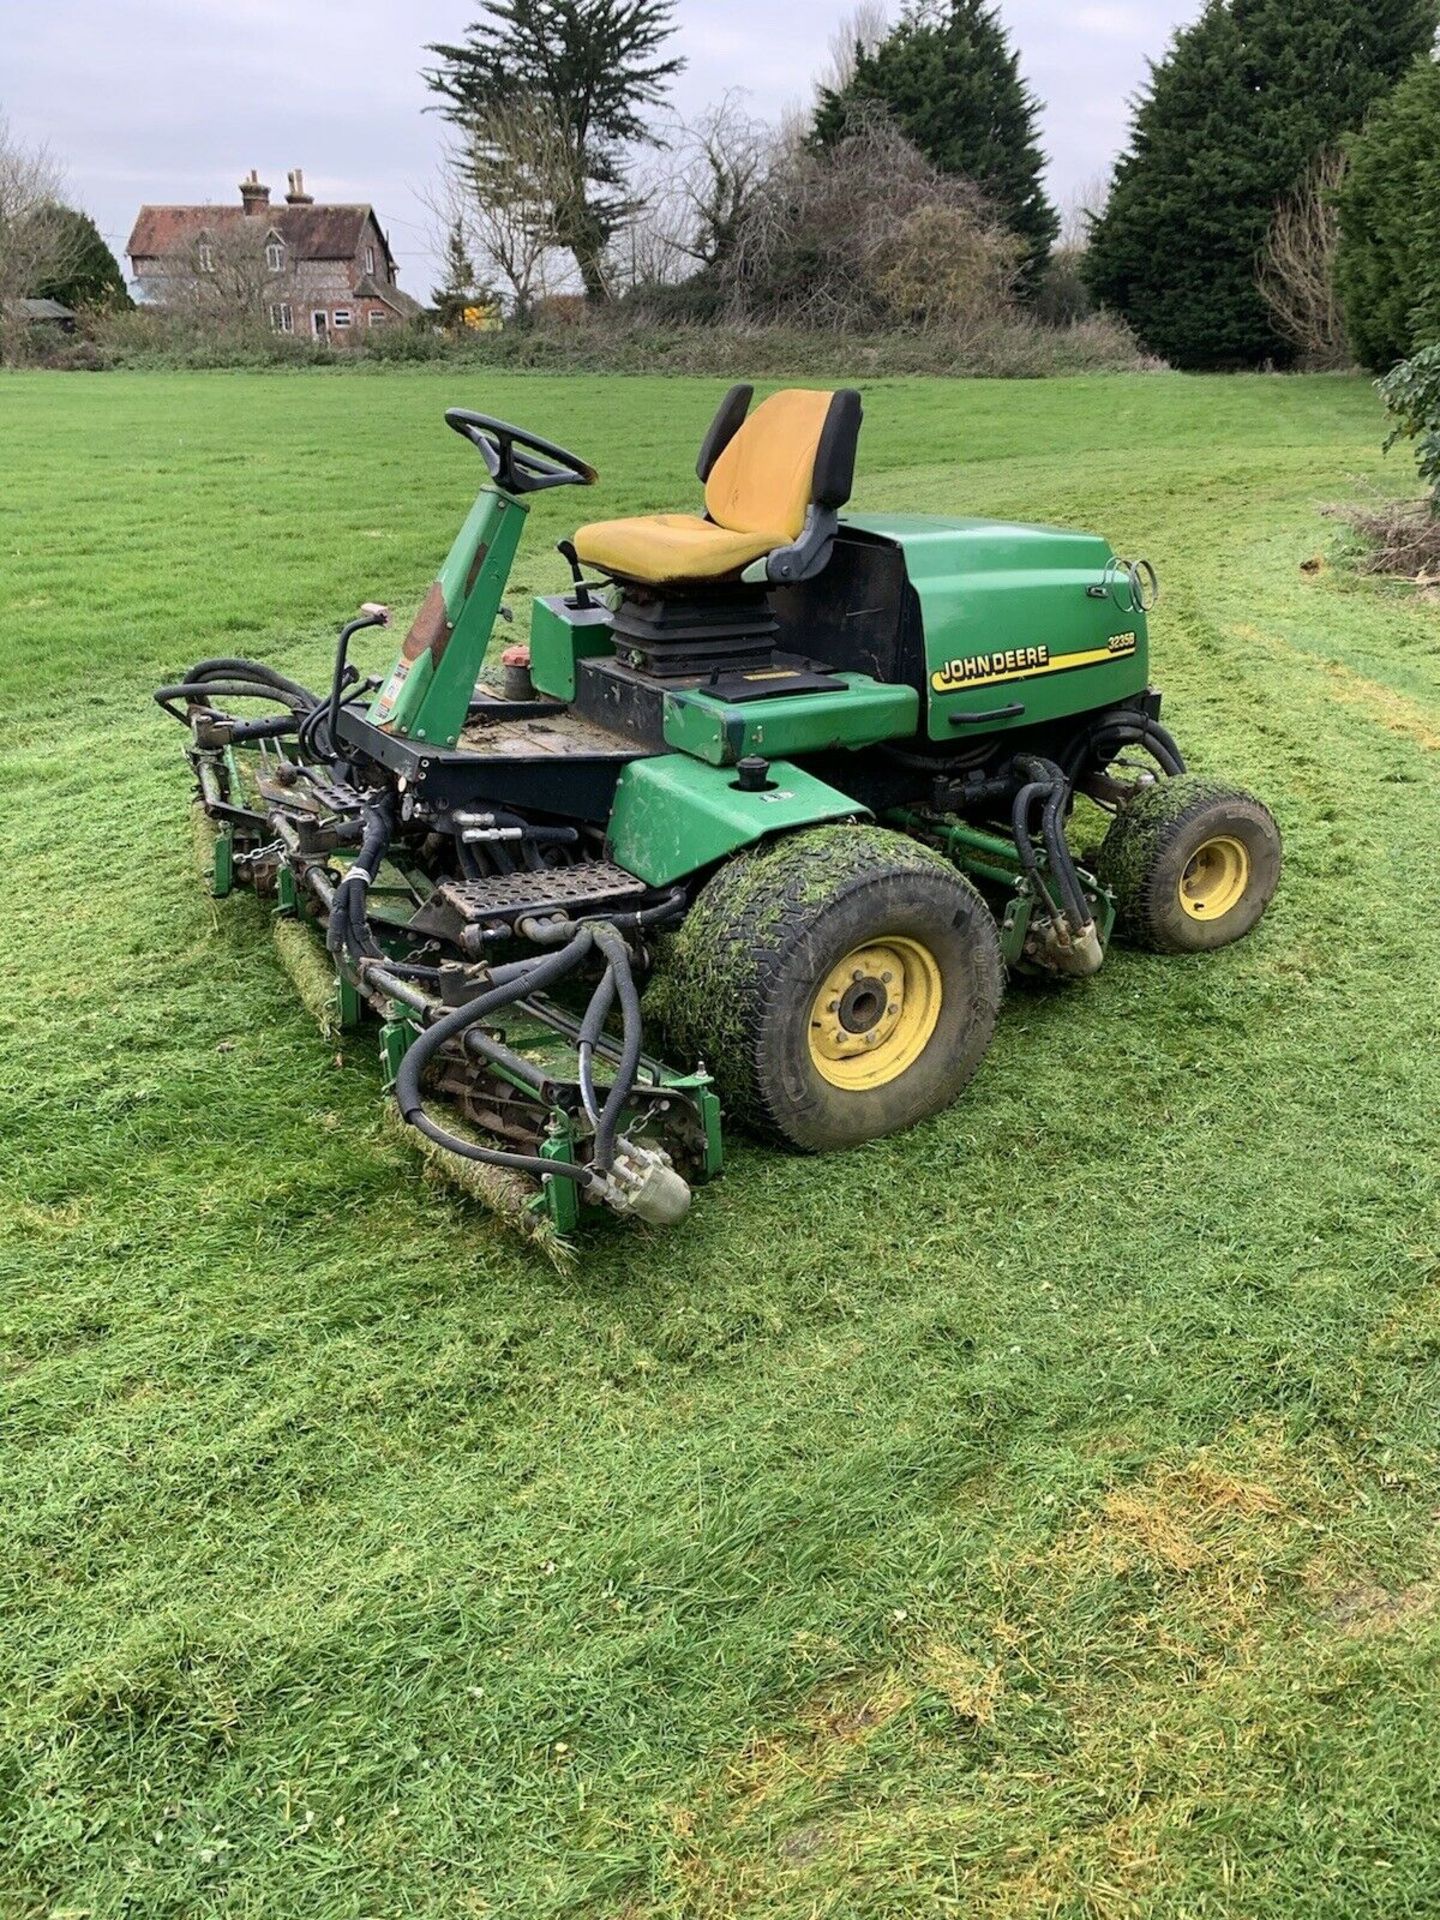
444, 408, 598, 496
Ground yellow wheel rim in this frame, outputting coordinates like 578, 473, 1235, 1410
1179, 834, 1250, 921
807, 937, 943, 1091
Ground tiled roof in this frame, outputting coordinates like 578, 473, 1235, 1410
127, 202, 386, 265
355, 274, 424, 318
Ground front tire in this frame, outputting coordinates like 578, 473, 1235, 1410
652, 824, 1005, 1150
1095, 775, 1281, 954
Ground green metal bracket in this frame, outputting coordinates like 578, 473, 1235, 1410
538, 1112, 583, 1235
337, 971, 365, 1032
890, 806, 1116, 971
211, 825, 234, 898
697, 1085, 724, 1178
378, 1006, 420, 1091
275, 865, 298, 917
997, 884, 1035, 968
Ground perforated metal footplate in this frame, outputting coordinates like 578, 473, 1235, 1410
435, 860, 649, 924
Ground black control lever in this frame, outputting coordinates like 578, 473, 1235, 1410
556, 539, 596, 611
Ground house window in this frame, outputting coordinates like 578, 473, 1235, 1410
269, 303, 293, 334
197, 243, 214, 271
265, 239, 285, 272
367, 310, 385, 327
312, 311, 328, 337
332, 308, 352, 328
365, 245, 375, 275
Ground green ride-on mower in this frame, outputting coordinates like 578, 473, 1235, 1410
159, 385, 1281, 1244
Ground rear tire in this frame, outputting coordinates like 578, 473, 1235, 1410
1095, 775, 1281, 954
652, 824, 1005, 1150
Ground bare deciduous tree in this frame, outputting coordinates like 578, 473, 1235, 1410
1257, 149, 1350, 369
821, 0, 891, 95
434, 97, 579, 317
142, 221, 283, 330
0, 116, 85, 363
611, 92, 776, 291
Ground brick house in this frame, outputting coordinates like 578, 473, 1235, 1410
126, 170, 424, 341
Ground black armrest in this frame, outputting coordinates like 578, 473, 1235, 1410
764, 504, 840, 584
696, 384, 753, 482
811, 390, 862, 509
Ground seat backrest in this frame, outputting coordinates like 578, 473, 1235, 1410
703, 387, 862, 541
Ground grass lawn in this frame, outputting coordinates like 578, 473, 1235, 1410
3, 367, 1439, 1919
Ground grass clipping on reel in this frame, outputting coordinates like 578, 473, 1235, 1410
272, 917, 342, 1038
268, 912, 574, 1268
378, 1103, 574, 1269
189, 801, 220, 887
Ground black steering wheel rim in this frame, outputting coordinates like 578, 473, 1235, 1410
444, 407, 597, 495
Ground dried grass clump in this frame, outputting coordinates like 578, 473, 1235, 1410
1325, 486, 1440, 583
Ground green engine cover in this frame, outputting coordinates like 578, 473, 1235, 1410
846, 513, 1150, 741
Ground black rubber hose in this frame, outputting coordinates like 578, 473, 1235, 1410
576, 968, 617, 1129
155, 676, 313, 715
1040, 777, 1094, 931
1091, 719, 1186, 778
1010, 780, 1051, 888
392, 930, 598, 1184
327, 797, 393, 961
180, 657, 319, 703
589, 924, 644, 1175
1014, 755, 1092, 933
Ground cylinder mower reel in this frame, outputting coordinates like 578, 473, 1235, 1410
157, 385, 1281, 1242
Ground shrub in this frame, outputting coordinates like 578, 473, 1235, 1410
722, 109, 1021, 334
1378, 342, 1440, 512
870, 201, 1023, 331
813, 0, 1057, 292
1336, 55, 1440, 372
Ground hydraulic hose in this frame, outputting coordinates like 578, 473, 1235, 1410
1039, 776, 1093, 932
588, 925, 644, 1174
392, 929, 599, 1186
180, 657, 320, 703
1085, 718, 1186, 778
1010, 779, 1059, 913
327, 795, 394, 963
1012, 757, 1093, 934
155, 657, 321, 730
576, 969, 616, 1129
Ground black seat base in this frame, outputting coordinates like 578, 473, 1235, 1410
608, 584, 779, 679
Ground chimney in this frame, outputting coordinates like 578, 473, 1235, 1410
285, 168, 314, 207
239, 169, 270, 216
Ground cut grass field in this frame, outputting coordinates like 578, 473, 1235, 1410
3, 367, 1439, 1918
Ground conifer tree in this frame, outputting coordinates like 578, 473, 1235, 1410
432, 220, 480, 329
425, 0, 683, 301
1087, 0, 1438, 368
813, 0, 1057, 290
1336, 55, 1440, 370
29, 206, 129, 310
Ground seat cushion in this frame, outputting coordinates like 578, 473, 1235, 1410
572, 512, 783, 585
704, 388, 834, 538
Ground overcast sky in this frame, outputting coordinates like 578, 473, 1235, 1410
4, 0, 1200, 297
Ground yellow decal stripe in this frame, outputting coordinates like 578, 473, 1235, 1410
932, 638, 1136, 695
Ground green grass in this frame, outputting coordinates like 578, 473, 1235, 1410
2, 368, 1439, 1919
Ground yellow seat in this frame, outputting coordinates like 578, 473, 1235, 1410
570, 513, 779, 584
573, 387, 858, 587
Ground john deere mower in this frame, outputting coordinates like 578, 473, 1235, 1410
159, 386, 1281, 1240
